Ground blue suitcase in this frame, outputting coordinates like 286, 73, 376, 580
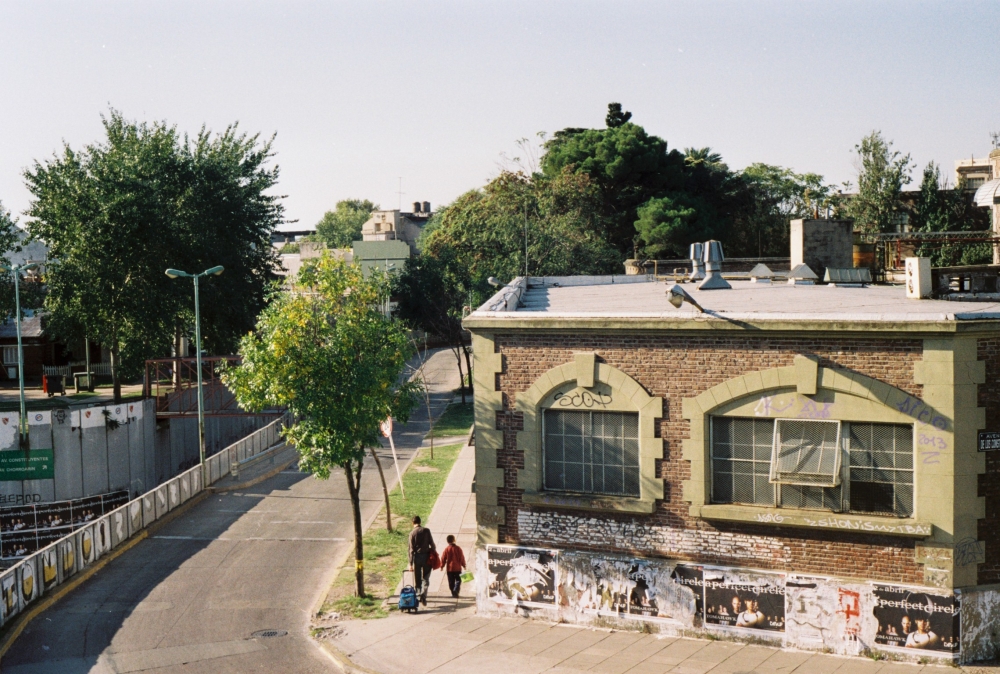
399, 571, 419, 613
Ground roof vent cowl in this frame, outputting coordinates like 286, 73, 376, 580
698, 240, 731, 290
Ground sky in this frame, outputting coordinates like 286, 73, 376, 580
1, 1, 998, 232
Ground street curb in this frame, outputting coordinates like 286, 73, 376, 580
318, 640, 383, 674
0, 490, 208, 664
209, 446, 299, 493
0, 530, 148, 662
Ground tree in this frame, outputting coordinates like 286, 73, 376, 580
421, 169, 620, 290
913, 163, 991, 266
730, 164, 838, 257
224, 256, 418, 597
541, 104, 687, 254
315, 199, 378, 249
846, 131, 913, 235
23, 110, 283, 400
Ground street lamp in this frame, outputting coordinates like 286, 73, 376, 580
165, 265, 224, 475
0, 262, 38, 445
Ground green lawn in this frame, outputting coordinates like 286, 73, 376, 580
324, 442, 463, 619
428, 402, 473, 438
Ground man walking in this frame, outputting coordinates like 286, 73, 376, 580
408, 515, 436, 606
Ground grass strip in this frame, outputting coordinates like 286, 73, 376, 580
428, 402, 473, 438
322, 442, 463, 620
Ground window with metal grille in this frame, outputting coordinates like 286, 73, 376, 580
2, 347, 16, 366
770, 419, 842, 487
846, 423, 913, 517
543, 410, 640, 497
710, 417, 775, 506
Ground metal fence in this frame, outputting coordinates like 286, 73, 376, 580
0, 411, 293, 628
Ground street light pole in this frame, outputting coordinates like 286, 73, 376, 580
166, 266, 224, 477
0, 263, 38, 446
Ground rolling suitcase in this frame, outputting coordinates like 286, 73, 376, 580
399, 570, 419, 613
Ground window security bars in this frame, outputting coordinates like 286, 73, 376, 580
770, 419, 842, 487
543, 410, 640, 497
710, 417, 914, 517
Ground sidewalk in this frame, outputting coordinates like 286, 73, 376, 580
324, 450, 1000, 674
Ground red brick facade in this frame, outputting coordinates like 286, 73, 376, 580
492, 333, 927, 584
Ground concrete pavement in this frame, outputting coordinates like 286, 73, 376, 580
0, 347, 461, 673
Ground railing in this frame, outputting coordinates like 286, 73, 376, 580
145, 356, 244, 417
42, 363, 112, 378
226, 411, 293, 478
0, 412, 293, 630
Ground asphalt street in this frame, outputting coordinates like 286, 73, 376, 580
2, 347, 461, 674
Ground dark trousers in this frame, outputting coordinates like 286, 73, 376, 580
412, 553, 431, 600
447, 571, 462, 597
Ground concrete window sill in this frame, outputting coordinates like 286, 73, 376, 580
523, 491, 657, 514
696, 503, 932, 538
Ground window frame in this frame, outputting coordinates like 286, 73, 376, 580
708, 415, 915, 518
541, 408, 641, 498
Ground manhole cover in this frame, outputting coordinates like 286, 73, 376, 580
251, 629, 288, 639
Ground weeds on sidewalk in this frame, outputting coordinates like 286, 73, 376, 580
428, 402, 473, 438
320, 442, 463, 620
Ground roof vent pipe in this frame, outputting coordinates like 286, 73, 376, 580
688, 243, 706, 281
698, 240, 731, 290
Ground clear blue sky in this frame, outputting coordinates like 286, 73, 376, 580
1, 1, 997, 231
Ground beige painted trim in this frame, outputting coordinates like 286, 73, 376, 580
682, 359, 950, 542
514, 357, 664, 512
472, 332, 505, 544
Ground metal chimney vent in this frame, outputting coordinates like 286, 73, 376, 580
688, 243, 706, 281
698, 240, 731, 290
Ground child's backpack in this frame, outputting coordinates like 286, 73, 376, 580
399, 571, 419, 613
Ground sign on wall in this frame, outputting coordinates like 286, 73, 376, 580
486, 545, 557, 606
0, 449, 54, 481
872, 584, 959, 654
978, 431, 1000, 452
703, 568, 786, 632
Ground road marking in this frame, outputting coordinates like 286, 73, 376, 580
152, 535, 345, 542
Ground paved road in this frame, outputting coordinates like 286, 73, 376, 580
2, 348, 461, 673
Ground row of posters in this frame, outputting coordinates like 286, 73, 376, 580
485, 546, 959, 655
0, 491, 128, 560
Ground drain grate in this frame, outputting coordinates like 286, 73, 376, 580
251, 629, 288, 639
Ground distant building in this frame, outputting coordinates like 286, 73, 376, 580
359, 202, 432, 256
956, 155, 994, 192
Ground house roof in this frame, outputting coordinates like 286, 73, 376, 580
0, 316, 43, 339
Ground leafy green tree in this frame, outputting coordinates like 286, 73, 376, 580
730, 164, 838, 257
394, 249, 472, 403
422, 169, 620, 289
913, 163, 991, 266
541, 104, 686, 254
224, 256, 418, 597
315, 199, 378, 248
24, 110, 283, 400
846, 131, 913, 234
634, 194, 704, 258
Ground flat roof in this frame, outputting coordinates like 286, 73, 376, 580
464, 276, 1000, 333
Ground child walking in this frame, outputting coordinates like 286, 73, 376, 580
440, 535, 467, 598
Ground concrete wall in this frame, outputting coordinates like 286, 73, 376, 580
0, 400, 156, 506
790, 219, 853, 280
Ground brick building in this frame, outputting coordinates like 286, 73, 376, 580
465, 274, 1000, 663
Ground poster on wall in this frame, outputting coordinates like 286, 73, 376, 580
703, 568, 786, 632
0, 490, 129, 560
486, 545, 557, 606
671, 565, 705, 620
872, 584, 960, 654
560, 555, 698, 622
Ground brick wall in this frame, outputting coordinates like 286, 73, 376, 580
978, 338, 1000, 584
492, 333, 926, 584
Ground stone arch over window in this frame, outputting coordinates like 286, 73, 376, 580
681, 355, 945, 538
515, 353, 664, 513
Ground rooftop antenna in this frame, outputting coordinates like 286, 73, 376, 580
396, 177, 404, 210
991, 132, 1000, 150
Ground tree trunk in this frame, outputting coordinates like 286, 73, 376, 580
110, 343, 122, 404
370, 446, 392, 532
173, 326, 183, 390
344, 459, 365, 597
425, 386, 434, 460
453, 345, 466, 404
462, 342, 473, 394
